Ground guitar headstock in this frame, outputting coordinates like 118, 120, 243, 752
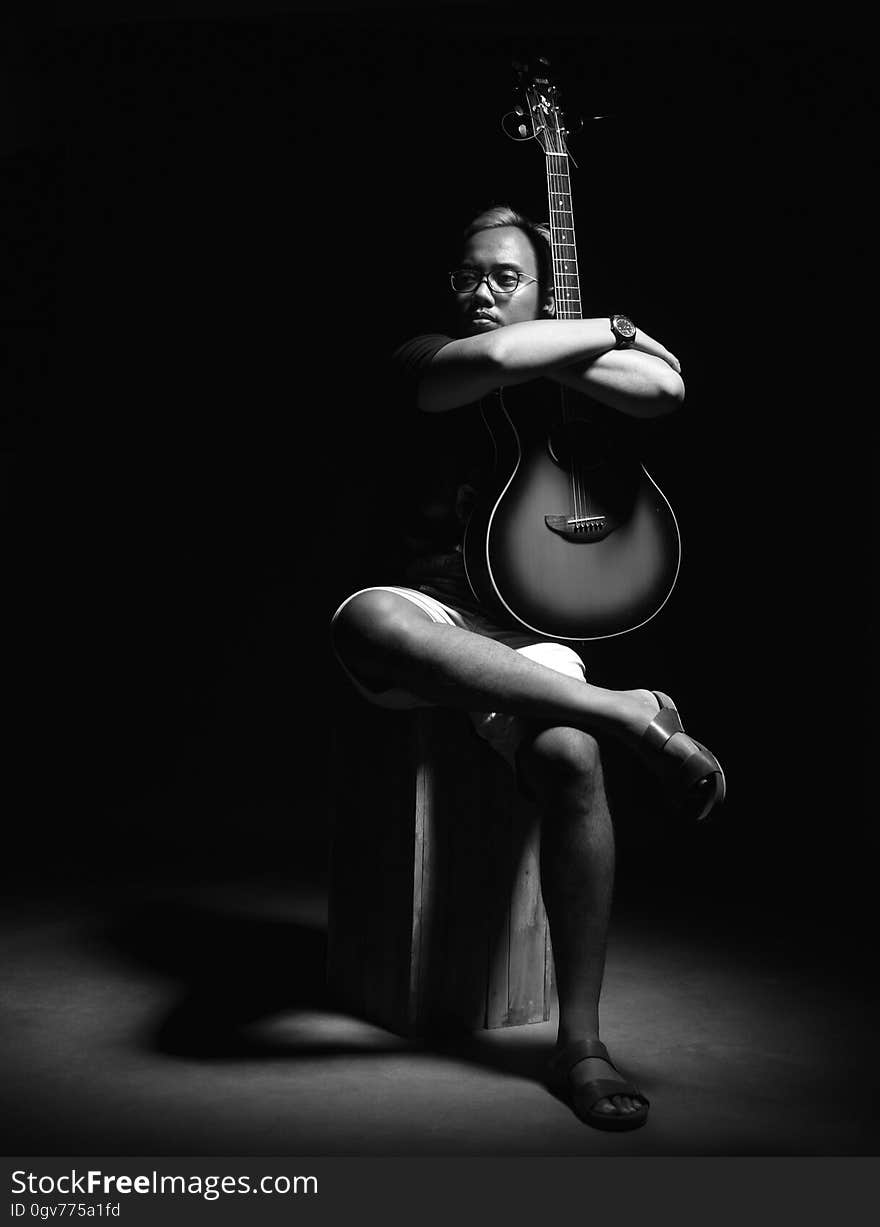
506, 57, 571, 157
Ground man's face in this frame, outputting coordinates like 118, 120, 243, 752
454, 225, 547, 337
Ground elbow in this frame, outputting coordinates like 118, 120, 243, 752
483, 329, 512, 378
652, 369, 685, 415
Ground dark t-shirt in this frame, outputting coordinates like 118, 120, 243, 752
389, 332, 493, 609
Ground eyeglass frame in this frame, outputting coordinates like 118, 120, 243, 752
448, 268, 540, 296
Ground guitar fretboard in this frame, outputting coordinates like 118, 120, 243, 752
545, 151, 581, 320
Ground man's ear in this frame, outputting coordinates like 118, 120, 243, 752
542, 291, 556, 317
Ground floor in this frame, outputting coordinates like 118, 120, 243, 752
2, 856, 877, 1158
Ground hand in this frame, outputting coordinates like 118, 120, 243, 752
629, 327, 681, 375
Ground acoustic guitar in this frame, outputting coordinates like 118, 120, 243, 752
463, 59, 682, 642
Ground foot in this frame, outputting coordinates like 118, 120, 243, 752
618, 688, 726, 821
549, 1038, 649, 1131
620, 688, 662, 738
566, 1052, 645, 1121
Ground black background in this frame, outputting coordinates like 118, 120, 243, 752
3, 6, 873, 939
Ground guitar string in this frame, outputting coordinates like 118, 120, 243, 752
547, 107, 587, 526
548, 126, 581, 524
540, 93, 578, 525
556, 127, 587, 525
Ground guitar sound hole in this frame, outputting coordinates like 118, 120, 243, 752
547, 420, 611, 471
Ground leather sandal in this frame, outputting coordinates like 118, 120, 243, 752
548, 1039, 649, 1132
642, 690, 726, 823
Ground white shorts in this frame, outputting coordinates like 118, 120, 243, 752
331, 585, 587, 768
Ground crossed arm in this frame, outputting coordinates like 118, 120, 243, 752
416, 317, 685, 418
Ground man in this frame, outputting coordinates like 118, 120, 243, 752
331, 206, 724, 1131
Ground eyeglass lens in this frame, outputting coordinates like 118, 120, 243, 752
451, 269, 523, 294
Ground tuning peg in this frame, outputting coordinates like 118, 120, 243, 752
501, 109, 534, 141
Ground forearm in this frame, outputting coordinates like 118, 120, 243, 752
488, 317, 617, 383
548, 350, 685, 418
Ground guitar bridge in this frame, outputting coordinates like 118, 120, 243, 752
545, 514, 609, 542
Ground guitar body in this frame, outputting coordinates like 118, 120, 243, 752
463, 389, 681, 641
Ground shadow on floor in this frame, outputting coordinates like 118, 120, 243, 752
101, 884, 559, 1088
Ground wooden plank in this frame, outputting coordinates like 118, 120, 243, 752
505, 809, 548, 1025
367, 709, 420, 1031
483, 752, 513, 1029
326, 706, 369, 1014
483, 746, 550, 1028
410, 710, 439, 1030
328, 696, 419, 1033
543, 922, 555, 1022
427, 709, 493, 1031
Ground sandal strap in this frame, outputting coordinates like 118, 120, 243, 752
642, 707, 685, 751
548, 1038, 611, 1076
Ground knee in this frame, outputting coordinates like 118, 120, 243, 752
331, 590, 425, 668
518, 726, 603, 802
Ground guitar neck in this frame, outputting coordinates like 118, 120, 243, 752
545, 150, 582, 320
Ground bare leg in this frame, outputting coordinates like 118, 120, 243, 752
333, 590, 659, 742
518, 725, 643, 1121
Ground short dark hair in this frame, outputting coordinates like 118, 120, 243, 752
461, 205, 554, 299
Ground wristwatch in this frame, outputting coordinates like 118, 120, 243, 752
610, 314, 637, 348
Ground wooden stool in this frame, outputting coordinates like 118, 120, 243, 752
327, 698, 553, 1036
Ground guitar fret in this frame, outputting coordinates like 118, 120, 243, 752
546, 147, 579, 316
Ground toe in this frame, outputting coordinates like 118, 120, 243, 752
557, 1049, 648, 1125
600, 1095, 636, 1116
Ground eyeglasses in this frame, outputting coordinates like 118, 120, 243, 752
449, 268, 539, 295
